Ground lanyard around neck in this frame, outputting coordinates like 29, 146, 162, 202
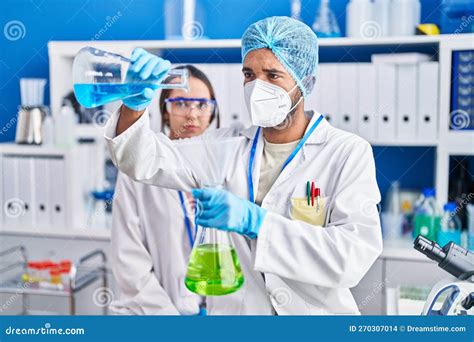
178, 191, 195, 248
247, 114, 324, 203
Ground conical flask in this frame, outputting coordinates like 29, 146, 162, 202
179, 136, 247, 296
185, 214, 244, 296
72, 47, 189, 108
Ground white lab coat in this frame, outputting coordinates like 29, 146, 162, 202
110, 172, 202, 315
105, 109, 383, 315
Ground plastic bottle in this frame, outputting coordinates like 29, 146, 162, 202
373, 0, 390, 37
413, 188, 441, 241
41, 113, 54, 146
346, 0, 374, 38
389, 0, 421, 36
438, 202, 462, 246
312, 0, 341, 37
55, 102, 76, 148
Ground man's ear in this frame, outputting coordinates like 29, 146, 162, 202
303, 76, 316, 95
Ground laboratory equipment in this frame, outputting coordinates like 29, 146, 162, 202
183, 137, 247, 296
72, 47, 189, 108
413, 188, 441, 241
312, 0, 341, 38
438, 202, 462, 246
15, 78, 48, 145
389, 0, 421, 36
414, 235, 474, 315
0, 246, 107, 315
346, 0, 374, 38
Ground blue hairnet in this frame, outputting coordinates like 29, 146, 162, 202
241, 16, 319, 97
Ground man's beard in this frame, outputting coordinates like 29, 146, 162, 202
273, 89, 303, 130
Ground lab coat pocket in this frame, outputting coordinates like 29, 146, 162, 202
290, 197, 327, 226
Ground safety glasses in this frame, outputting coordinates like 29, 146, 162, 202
165, 97, 216, 117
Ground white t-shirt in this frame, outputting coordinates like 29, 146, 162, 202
255, 138, 301, 206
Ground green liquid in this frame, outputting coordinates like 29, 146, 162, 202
185, 243, 244, 296
414, 214, 440, 241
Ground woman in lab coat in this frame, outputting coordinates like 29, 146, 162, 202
110, 65, 219, 315
105, 16, 383, 315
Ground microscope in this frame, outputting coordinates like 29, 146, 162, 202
414, 235, 474, 315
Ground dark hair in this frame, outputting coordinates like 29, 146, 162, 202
159, 64, 220, 131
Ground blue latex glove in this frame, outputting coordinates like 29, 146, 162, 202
123, 48, 171, 111
192, 188, 267, 239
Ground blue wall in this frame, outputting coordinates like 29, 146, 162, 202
0, 0, 444, 198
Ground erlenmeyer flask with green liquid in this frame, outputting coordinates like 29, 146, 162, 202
185, 217, 244, 296
180, 137, 248, 296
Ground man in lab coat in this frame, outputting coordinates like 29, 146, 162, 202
105, 16, 382, 315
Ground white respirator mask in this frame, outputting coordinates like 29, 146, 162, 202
244, 79, 302, 128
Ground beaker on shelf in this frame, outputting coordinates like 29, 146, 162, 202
72, 47, 188, 108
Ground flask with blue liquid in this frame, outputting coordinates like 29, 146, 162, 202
72, 47, 188, 108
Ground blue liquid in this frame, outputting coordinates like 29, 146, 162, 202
73, 83, 160, 108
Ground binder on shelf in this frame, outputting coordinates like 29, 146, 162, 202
337, 63, 358, 133
49, 157, 66, 228
417, 62, 439, 141
376, 63, 397, 142
2, 156, 19, 226
17, 157, 34, 227
33, 157, 51, 227
396, 64, 418, 140
357, 64, 377, 141
318, 64, 339, 127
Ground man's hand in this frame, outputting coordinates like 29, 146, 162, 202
116, 48, 171, 136
192, 188, 267, 239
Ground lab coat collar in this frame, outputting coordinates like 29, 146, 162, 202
240, 111, 328, 145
